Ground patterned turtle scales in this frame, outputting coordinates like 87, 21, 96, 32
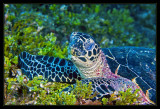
18, 32, 156, 105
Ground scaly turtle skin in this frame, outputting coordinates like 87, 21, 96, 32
18, 32, 156, 105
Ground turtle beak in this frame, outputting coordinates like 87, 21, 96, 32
69, 47, 80, 57
68, 45, 76, 58
70, 48, 74, 56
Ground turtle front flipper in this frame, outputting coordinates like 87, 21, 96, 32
62, 77, 153, 105
61, 78, 112, 100
18, 51, 81, 83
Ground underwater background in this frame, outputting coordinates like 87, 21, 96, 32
4, 4, 156, 105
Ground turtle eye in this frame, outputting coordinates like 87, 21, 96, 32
85, 43, 94, 51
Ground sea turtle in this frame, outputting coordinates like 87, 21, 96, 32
18, 32, 156, 105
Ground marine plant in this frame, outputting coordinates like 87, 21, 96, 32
102, 88, 141, 105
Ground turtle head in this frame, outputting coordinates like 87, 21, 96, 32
68, 32, 100, 67
68, 32, 103, 78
